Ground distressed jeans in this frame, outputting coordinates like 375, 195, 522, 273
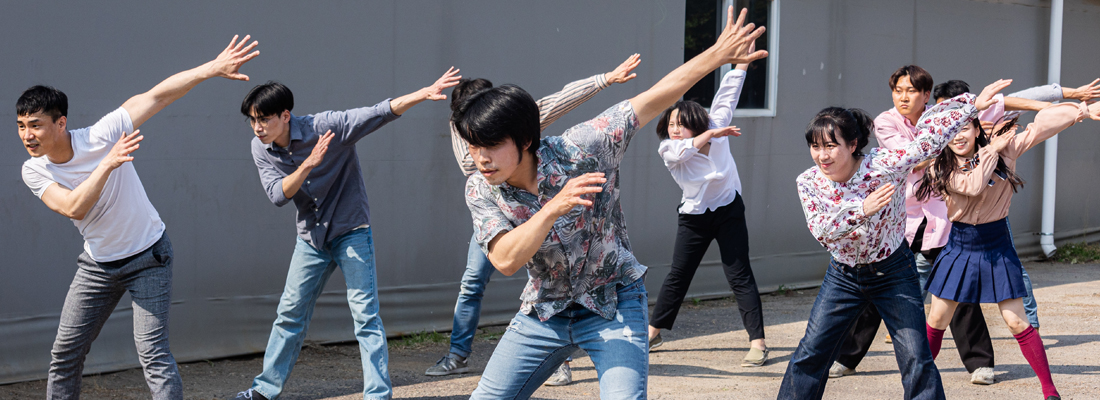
447, 234, 497, 358
470, 279, 649, 399
778, 245, 944, 400
252, 227, 391, 400
48, 233, 181, 400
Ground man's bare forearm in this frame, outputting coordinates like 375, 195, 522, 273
629, 49, 726, 126
1004, 96, 1051, 112
486, 209, 559, 275
42, 163, 115, 220
281, 164, 313, 199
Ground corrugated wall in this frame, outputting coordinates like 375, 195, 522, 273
3, 0, 1099, 384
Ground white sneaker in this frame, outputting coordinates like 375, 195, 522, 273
828, 361, 854, 378
544, 363, 573, 386
970, 367, 994, 385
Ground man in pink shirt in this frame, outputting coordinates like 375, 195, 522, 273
829, 65, 997, 385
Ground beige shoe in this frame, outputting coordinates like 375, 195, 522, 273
829, 361, 855, 378
970, 367, 994, 385
741, 347, 768, 367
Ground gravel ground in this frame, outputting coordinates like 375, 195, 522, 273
3, 261, 1099, 399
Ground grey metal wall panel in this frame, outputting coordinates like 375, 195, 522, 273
3, 0, 1098, 384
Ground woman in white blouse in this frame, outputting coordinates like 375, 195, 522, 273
647, 58, 770, 367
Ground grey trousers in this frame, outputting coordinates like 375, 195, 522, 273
47, 233, 182, 400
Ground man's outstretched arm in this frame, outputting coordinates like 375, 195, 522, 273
389, 67, 463, 116
122, 35, 259, 130
629, 7, 767, 127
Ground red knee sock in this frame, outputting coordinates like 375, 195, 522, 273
926, 324, 945, 360
1014, 326, 1059, 399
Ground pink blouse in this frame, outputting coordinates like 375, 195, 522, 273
797, 94, 977, 265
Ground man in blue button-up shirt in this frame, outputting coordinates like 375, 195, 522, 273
233, 68, 460, 400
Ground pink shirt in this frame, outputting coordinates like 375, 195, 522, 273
874, 107, 951, 251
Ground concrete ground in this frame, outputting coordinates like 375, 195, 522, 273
3, 261, 1099, 399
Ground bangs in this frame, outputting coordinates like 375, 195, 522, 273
805, 120, 841, 147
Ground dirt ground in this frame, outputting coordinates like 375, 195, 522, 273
3, 261, 1100, 399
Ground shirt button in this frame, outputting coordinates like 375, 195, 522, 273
306, 180, 310, 185
314, 207, 319, 212
289, 151, 293, 155
313, 197, 318, 202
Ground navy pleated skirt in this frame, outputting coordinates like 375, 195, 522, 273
925, 218, 1027, 303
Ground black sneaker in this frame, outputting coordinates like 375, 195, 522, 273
425, 353, 470, 376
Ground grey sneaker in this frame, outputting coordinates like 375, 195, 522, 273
649, 333, 663, 351
828, 361, 854, 378
544, 363, 573, 386
970, 367, 994, 385
425, 353, 470, 376
233, 389, 268, 400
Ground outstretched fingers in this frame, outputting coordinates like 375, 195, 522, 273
975, 79, 1013, 110
426, 67, 463, 101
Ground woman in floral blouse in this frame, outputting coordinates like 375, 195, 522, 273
778, 79, 1011, 400
916, 97, 1100, 400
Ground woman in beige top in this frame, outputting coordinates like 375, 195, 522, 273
916, 99, 1100, 400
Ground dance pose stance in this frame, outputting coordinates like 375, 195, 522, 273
453, 7, 765, 399
779, 79, 1011, 400
427, 55, 641, 387
829, 69, 1099, 384
232, 69, 460, 400
647, 55, 768, 367
919, 89, 1100, 400
17, 35, 259, 400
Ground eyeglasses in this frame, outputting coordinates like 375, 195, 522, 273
248, 115, 275, 128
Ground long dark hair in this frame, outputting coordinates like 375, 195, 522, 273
916, 117, 1025, 201
656, 100, 710, 140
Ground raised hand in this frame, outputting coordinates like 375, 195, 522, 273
975, 79, 1012, 111
706, 126, 742, 138
735, 42, 755, 71
862, 183, 895, 216
545, 172, 606, 217
988, 127, 1016, 153
101, 130, 143, 170
1087, 100, 1100, 121
302, 130, 334, 169
209, 35, 260, 81
606, 54, 641, 85
713, 6, 768, 65
1066, 78, 1100, 102
424, 67, 463, 101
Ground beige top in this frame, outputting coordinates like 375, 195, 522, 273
945, 101, 1091, 225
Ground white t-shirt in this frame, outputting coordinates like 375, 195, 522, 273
22, 107, 165, 262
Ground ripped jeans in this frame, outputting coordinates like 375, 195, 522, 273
470, 278, 648, 400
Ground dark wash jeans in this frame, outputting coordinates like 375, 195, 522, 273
778, 244, 944, 400
48, 233, 181, 400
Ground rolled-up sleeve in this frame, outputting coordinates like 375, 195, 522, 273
465, 176, 515, 255
251, 141, 290, 207
313, 99, 401, 146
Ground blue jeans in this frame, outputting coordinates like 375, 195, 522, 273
1004, 218, 1039, 328
470, 279, 649, 400
779, 246, 944, 400
448, 234, 497, 358
253, 227, 391, 400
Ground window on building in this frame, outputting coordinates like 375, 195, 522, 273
683, 0, 778, 117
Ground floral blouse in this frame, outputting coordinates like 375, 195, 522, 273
465, 100, 646, 321
796, 94, 977, 265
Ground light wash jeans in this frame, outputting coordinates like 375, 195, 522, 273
470, 279, 649, 399
48, 233, 181, 400
447, 234, 497, 358
1005, 218, 1040, 328
252, 227, 391, 400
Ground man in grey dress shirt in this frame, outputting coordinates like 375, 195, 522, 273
233, 68, 460, 400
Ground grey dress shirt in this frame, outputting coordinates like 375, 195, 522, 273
250, 99, 399, 249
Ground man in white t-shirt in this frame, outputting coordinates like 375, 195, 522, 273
17, 35, 259, 400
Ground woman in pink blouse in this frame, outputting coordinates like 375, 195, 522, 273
917, 99, 1100, 400
778, 80, 1010, 400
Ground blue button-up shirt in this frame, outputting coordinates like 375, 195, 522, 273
250, 99, 399, 249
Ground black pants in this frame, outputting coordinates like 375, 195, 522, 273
835, 247, 994, 373
650, 194, 765, 340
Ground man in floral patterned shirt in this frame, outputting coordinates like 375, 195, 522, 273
452, 7, 767, 399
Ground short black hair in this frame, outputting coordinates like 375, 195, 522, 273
805, 107, 874, 158
451, 78, 493, 113
656, 100, 710, 140
17, 85, 68, 122
241, 81, 294, 117
451, 84, 540, 158
889, 65, 934, 93
933, 80, 970, 102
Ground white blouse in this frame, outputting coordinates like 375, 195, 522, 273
658, 69, 745, 214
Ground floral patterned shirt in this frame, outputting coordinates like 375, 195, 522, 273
465, 100, 646, 321
796, 94, 977, 265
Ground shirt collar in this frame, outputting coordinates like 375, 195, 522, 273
888, 106, 925, 131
